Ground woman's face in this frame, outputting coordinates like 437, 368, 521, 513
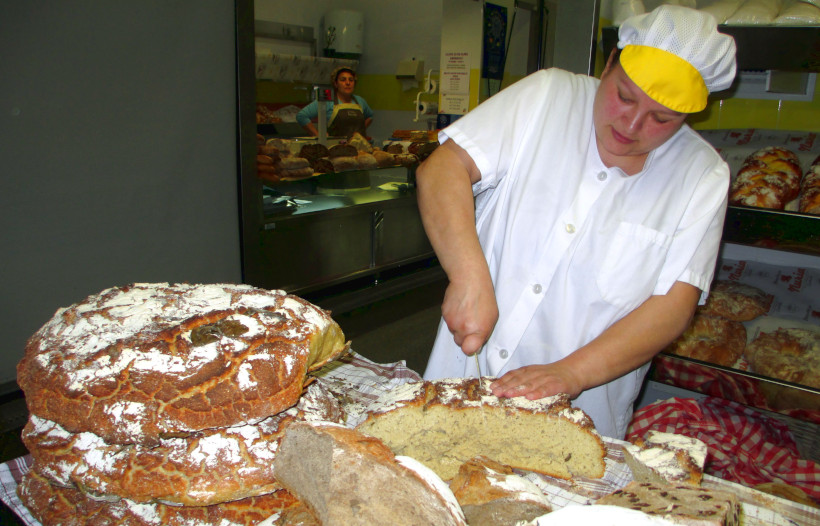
334, 71, 356, 97
593, 56, 687, 173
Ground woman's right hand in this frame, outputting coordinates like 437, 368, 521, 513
441, 276, 498, 356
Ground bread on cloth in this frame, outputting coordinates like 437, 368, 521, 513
21, 381, 344, 506
595, 481, 740, 525
799, 154, 820, 215
16, 468, 317, 526
623, 430, 707, 487
698, 279, 772, 321
273, 421, 468, 526
355, 377, 606, 481
448, 456, 551, 526
729, 146, 803, 210
744, 327, 820, 389
17, 282, 348, 446
665, 313, 746, 367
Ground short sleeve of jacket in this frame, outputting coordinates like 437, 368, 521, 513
652, 132, 729, 304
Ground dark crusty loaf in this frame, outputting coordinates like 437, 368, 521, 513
22, 381, 344, 506
448, 456, 552, 526
273, 421, 468, 526
355, 377, 606, 481
665, 313, 747, 367
17, 469, 317, 526
17, 283, 348, 446
596, 481, 740, 525
623, 431, 707, 487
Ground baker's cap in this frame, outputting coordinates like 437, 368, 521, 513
617, 5, 736, 113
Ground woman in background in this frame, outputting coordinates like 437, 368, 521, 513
296, 66, 374, 138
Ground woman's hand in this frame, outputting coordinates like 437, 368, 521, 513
441, 276, 498, 356
490, 363, 584, 400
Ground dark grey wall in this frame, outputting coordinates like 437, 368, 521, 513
0, 2, 242, 386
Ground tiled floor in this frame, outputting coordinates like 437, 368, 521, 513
0, 279, 446, 524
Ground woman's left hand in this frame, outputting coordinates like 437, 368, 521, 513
489, 363, 583, 400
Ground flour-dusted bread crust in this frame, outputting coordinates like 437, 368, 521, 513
623, 431, 707, 487
449, 456, 552, 526
356, 377, 606, 481
17, 469, 317, 526
273, 421, 468, 526
699, 280, 772, 322
729, 146, 803, 210
17, 283, 348, 446
21, 382, 344, 506
596, 481, 740, 525
666, 313, 747, 367
744, 327, 820, 389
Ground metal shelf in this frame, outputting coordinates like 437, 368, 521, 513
601, 25, 820, 72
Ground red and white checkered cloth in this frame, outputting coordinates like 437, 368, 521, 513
628, 396, 820, 504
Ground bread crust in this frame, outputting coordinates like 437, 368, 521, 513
274, 421, 468, 526
729, 146, 803, 209
744, 327, 820, 389
22, 380, 344, 506
699, 280, 772, 321
17, 283, 348, 446
666, 313, 747, 367
356, 377, 606, 481
17, 469, 315, 526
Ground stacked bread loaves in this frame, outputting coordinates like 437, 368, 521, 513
16, 282, 349, 525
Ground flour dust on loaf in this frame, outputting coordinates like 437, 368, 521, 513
356, 377, 606, 481
623, 430, 707, 487
22, 381, 345, 506
273, 421, 468, 526
17, 282, 348, 445
596, 481, 740, 526
17, 469, 317, 526
448, 456, 552, 526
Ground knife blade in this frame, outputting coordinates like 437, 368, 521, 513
473, 351, 483, 383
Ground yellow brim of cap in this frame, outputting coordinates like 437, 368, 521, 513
620, 45, 708, 113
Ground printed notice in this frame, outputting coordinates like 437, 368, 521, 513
441, 51, 471, 115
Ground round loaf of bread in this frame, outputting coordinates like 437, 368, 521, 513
17, 283, 348, 445
17, 469, 315, 526
665, 313, 747, 367
699, 280, 772, 321
729, 146, 802, 210
744, 327, 820, 389
22, 381, 344, 506
355, 377, 606, 481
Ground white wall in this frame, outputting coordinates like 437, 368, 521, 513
0, 2, 242, 387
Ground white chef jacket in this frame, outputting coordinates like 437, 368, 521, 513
423, 68, 730, 439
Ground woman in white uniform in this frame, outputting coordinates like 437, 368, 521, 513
418, 6, 737, 439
